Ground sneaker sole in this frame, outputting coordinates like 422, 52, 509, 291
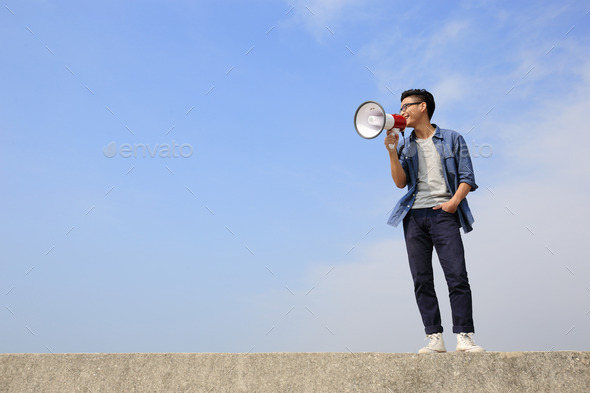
418, 350, 447, 354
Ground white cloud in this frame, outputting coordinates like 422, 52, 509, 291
246, 172, 590, 353
431, 74, 472, 107
352, 2, 589, 109
497, 60, 590, 182
242, 237, 424, 353
422, 20, 470, 62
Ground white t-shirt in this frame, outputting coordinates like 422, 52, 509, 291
412, 135, 452, 209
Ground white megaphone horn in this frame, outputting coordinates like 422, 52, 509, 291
354, 101, 407, 149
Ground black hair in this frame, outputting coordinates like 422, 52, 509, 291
400, 89, 435, 120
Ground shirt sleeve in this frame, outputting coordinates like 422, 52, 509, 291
455, 134, 478, 191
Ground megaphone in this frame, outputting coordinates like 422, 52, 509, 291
354, 101, 407, 146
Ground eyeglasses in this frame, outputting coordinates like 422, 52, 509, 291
399, 102, 423, 113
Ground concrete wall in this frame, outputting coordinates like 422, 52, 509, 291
1, 351, 589, 392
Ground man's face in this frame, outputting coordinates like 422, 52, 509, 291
400, 96, 425, 128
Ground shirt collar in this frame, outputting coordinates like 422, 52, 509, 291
408, 124, 440, 141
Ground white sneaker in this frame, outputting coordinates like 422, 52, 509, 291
456, 332, 485, 352
418, 332, 447, 354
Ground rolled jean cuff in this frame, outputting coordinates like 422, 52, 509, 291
453, 326, 474, 334
425, 325, 443, 334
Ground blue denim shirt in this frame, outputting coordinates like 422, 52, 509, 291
387, 125, 478, 233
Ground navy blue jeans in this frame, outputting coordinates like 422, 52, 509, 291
403, 208, 474, 334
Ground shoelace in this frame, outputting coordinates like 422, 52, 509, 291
425, 334, 440, 348
458, 333, 474, 346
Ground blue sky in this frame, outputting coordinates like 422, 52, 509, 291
2, 0, 590, 353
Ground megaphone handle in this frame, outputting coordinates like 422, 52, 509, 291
388, 128, 400, 150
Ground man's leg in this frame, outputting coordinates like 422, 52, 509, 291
430, 210, 474, 334
403, 209, 443, 334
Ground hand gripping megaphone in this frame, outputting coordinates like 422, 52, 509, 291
354, 101, 407, 149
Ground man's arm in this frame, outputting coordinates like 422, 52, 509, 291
384, 130, 407, 188
433, 182, 472, 213
455, 134, 478, 191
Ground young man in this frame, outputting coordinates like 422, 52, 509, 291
384, 89, 485, 354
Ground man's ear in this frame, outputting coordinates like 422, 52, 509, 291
420, 101, 427, 114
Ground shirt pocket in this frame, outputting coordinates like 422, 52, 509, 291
402, 154, 418, 185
